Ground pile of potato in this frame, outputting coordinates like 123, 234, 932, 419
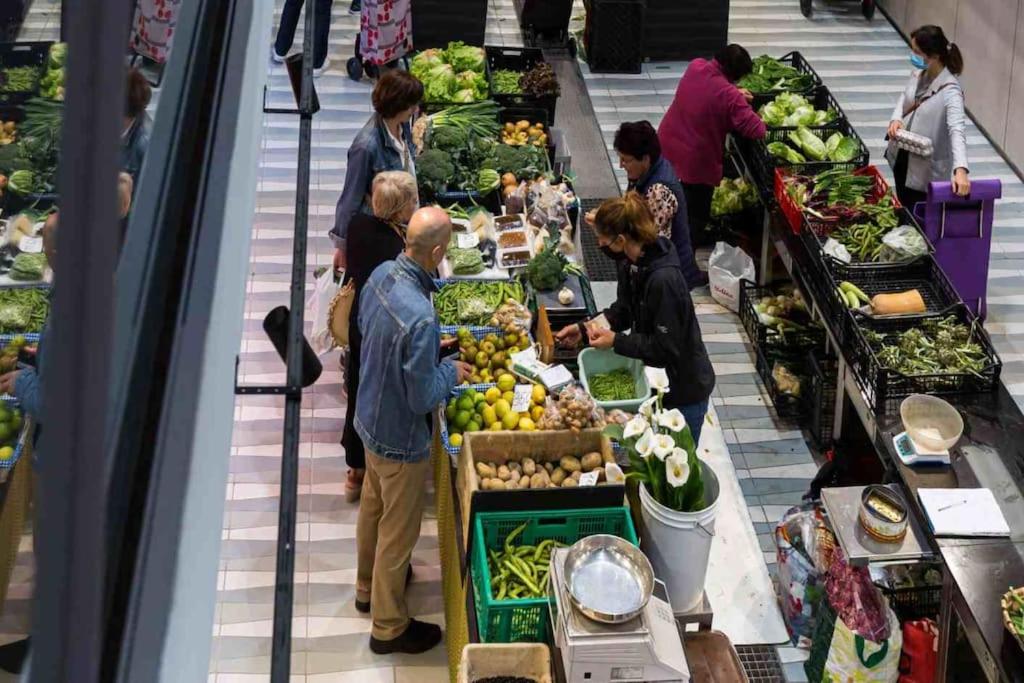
475, 452, 615, 490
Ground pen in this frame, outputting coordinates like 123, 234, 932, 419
937, 499, 969, 512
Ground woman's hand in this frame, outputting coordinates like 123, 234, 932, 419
587, 327, 616, 350
0, 371, 20, 396
953, 168, 970, 197
555, 324, 582, 348
333, 248, 346, 271
887, 119, 903, 139
737, 87, 753, 103
584, 210, 596, 228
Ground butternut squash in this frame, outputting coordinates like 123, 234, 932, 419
871, 289, 926, 315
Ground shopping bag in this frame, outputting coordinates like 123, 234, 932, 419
898, 619, 938, 683
308, 268, 341, 356
775, 504, 836, 646
708, 242, 755, 312
822, 605, 902, 682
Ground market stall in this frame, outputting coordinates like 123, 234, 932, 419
723, 49, 1024, 682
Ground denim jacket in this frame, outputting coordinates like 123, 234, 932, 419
330, 115, 416, 249
354, 254, 457, 462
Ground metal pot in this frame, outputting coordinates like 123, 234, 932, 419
562, 534, 654, 624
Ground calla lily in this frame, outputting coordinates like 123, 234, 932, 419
657, 408, 687, 432
623, 414, 649, 439
639, 395, 658, 418
604, 462, 625, 485
665, 451, 691, 488
646, 367, 671, 393
635, 428, 655, 458
651, 434, 675, 460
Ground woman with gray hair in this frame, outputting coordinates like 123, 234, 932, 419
342, 170, 418, 501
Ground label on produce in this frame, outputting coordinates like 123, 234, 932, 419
456, 232, 479, 249
18, 236, 42, 254
511, 384, 533, 413
578, 471, 599, 487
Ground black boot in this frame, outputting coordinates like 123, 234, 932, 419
349, 0, 361, 14
0, 637, 30, 674
369, 619, 442, 655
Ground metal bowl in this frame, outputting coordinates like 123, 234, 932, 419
562, 534, 653, 624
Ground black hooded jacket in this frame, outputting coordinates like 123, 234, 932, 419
605, 237, 716, 406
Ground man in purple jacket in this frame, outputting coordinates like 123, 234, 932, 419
658, 44, 766, 248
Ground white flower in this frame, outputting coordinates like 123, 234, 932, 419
639, 395, 658, 419
635, 428, 655, 458
604, 462, 625, 485
623, 414, 649, 439
651, 434, 675, 460
657, 408, 687, 433
646, 367, 671, 393
665, 451, 691, 488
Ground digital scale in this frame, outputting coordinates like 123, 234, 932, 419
549, 548, 690, 683
892, 430, 951, 466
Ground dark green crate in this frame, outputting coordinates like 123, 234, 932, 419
471, 506, 638, 643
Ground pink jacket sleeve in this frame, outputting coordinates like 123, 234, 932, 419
728, 91, 767, 140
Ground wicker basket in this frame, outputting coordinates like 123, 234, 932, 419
1001, 586, 1024, 651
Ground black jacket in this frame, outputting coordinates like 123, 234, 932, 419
605, 237, 715, 406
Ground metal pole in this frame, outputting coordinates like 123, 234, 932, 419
269, 0, 316, 680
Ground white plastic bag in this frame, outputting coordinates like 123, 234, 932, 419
823, 237, 852, 264
708, 242, 755, 312
308, 268, 341, 356
879, 225, 928, 262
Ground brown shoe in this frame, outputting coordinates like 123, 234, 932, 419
345, 468, 364, 503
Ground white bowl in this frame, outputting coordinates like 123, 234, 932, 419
900, 394, 964, 451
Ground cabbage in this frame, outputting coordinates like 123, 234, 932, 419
759, 102, 785, 126
768, 142, 806, 164
830, 136, 861, 162
444, 41, 485, 73
789, 127, 826, 161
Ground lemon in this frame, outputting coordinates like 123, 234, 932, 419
465, 420, 481, 433
453, 410, 472, 429
489, 421, 504, 432
481, 405, 497, 427
456, 394, 474, 412
449, 433, 463, 448
496, 374, 516, 393
494, 399, 511, 420
502, 391, 515, 405
518, 417, 536, 431
0, 446, 13, 460
530, 404, 545, 422
531, 384, 546, 404
484, 386, 501, 404
501, 411, 520, 431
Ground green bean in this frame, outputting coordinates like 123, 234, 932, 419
589, 368, 637, 402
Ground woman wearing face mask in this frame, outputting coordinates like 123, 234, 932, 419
886, 25, 969, 207
340, 171, 417, 501
555, 193, 716, 445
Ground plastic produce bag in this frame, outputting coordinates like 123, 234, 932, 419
823, 237, 852, 264
879, 225, 928, 262
708, 242, 755, 312
775, 504, 836, 646
308, 268, 341, 356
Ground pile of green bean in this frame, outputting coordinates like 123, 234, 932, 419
588, 368, 637, 402
487, 523, 565, 600
434, 279, 524, 326
0, 66, 41, 93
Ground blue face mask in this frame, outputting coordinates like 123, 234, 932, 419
910, 53, 927, 69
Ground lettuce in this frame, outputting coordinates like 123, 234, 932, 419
452, 88, 476, 103
824, 132, 843, 158
830, 136, 861, 162
411, 49, 444, 81
768, 141, 806, 164
789, 127, 826, 161
444, 41, 485, 73
759, 102, 786, 126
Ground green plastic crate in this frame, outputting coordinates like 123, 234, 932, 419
577, 347, 652, 412
471, 506, 638, 643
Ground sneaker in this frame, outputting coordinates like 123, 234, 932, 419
313, 57, 332, 77
271, 47, 287, 63
349, 0, 362, 14
369, 619, 442, 655
355, 565, 414, 614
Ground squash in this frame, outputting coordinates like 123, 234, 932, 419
871, 289, 926, 315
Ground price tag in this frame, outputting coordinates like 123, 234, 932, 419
540, 365, 573, 392
456, 232, 479, 249
578, 471, 599, 487
511, 384, 533, 413
18, 236, 42, 254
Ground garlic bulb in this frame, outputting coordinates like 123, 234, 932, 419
558, 287, 574, 305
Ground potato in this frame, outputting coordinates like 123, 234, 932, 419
530, 473, 547, 489
476, 462, 497, 479
497, 465, 512, 481
559, 455, 582, 473
543, 461, 555, 473
519, 475, 530, 489
581, 452, 602, 472
522, 457, 537, 476
569, 470, 582, 482
482, 478, 502, 490
508, 461, 521, 474
505, 479, 519, 490
550, 467, 567, 486
490, 479, 507, 490
562, 477, 579, 488
602, 450, 616, 464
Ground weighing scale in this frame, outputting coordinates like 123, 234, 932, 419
892, 430, 951, 466
549, 548, 690, 683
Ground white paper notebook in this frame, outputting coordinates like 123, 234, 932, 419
918, 488, 1011, 537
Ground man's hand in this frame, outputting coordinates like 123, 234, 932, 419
588, 327, 616, 350
737, 87, 753, 102
0, 371, 20, 396
953, 168, 971, 197
441, 336, 459, 349
333, 248, 346, 271
452, 360, 474, 384
584, 210, 596, 227
555, 324, 582, 348
887, 119, 903, 139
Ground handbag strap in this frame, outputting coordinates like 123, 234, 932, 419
902, 81, 956, 119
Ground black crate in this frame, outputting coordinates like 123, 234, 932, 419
752, 84, 851, 132
847, 304, 1002, 415
739, 279, 825, 356
498, 105, 554, 168
411, 0, 487, 49
749, 118, 870, 193
0, 42, 51, 105
485, 46, 558, 123
515, 0, 574, 46
430, 187, 502, 215
746, 51, 822, 98
583, 0, 644, 74
643, 0, 728, 61
754, 343, 807, 420
805, 350, 838, 449
875, 581, 942, 622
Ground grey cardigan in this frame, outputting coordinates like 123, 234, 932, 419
885, 67, 969, 192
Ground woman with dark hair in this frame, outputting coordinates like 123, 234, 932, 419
331, 69, 424, 270
556, 193, 715, 445
657, 44, 766, 248
886, 25, 969, 206
122, 68, 152, 185
609, 121, 703, 290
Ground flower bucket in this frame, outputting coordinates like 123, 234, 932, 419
638, 461, 720, 613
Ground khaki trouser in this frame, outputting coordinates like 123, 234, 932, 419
355, 450, 430, 640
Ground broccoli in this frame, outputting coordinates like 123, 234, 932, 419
429, 126, 468, 152
525, 246, 567, 291
417, 148, 455, 193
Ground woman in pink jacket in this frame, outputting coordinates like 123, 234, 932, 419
658, 45, 766, 248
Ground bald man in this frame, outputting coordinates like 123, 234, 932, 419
353, 206, 472, 655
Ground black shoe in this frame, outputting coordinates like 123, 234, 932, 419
369, 618, 442, 655
0, 637, 29, 674
355, 565, 414, 613
349, 0, 361, 14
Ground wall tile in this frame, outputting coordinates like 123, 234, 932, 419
956, 0, 1019, 147
1005, 2, 1024, 165
905, 0, 959, 37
